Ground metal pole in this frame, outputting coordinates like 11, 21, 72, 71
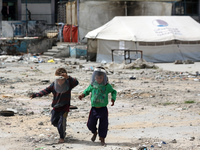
77, 0, 79, 43
111, 50, 114, 62
26, 0, 28, 36
70, 1, 72, 42
199, 0, 200, 22
26, 0, 28, 54
0, 1, 2, 37
124, 1, 127, 16
184, 0, 186, 14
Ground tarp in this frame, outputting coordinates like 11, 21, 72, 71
63, 25, 78, 43
85, 16, 200, 63
86, 16, 200, 42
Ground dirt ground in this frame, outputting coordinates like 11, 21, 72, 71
0, 55, 200, 150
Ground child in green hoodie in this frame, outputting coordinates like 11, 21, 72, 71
78, 67, 117, 146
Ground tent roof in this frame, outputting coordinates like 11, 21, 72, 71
85, 16, 200, 42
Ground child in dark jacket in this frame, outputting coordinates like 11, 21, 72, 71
79, 67, 117, 146
30, 68, 79, 143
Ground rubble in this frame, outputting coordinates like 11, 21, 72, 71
0, 54, 200, 150
123, 58, 156, 69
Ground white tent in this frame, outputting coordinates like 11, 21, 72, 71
85, 16, 200, 63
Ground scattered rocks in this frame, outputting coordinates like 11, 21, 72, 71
38, 122, 44, 125
0, 55, 199, 150
171, 139, 177, 143
189, 137, 195, 141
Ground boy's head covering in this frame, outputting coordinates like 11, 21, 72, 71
54, 68, 69, 93
54, 76, 69, 93
55, 76, 65, 80
91, 67, 108, 86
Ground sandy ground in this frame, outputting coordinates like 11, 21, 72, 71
0, 56, 200, 150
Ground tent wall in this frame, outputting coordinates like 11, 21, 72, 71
97, 39, 136, 63
178, 44, 200, 61
95, 39, 200, 63
87, 39, 97, 61
139, 44, 185, 62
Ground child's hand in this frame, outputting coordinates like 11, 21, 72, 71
61, 73, 69, 79
111, 99, 115, 106
30, 93, 35, 99
78, 94, 85, 100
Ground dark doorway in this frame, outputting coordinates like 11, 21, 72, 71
2, 0, 17, 20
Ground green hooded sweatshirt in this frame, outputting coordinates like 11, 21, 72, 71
83, 83, 117, 107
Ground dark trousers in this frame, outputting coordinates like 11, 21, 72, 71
51, 110, 68, 139
87, 107, 108, 138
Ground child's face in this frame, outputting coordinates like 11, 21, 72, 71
95, 75, 104, 84
57, 78, 65, 85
